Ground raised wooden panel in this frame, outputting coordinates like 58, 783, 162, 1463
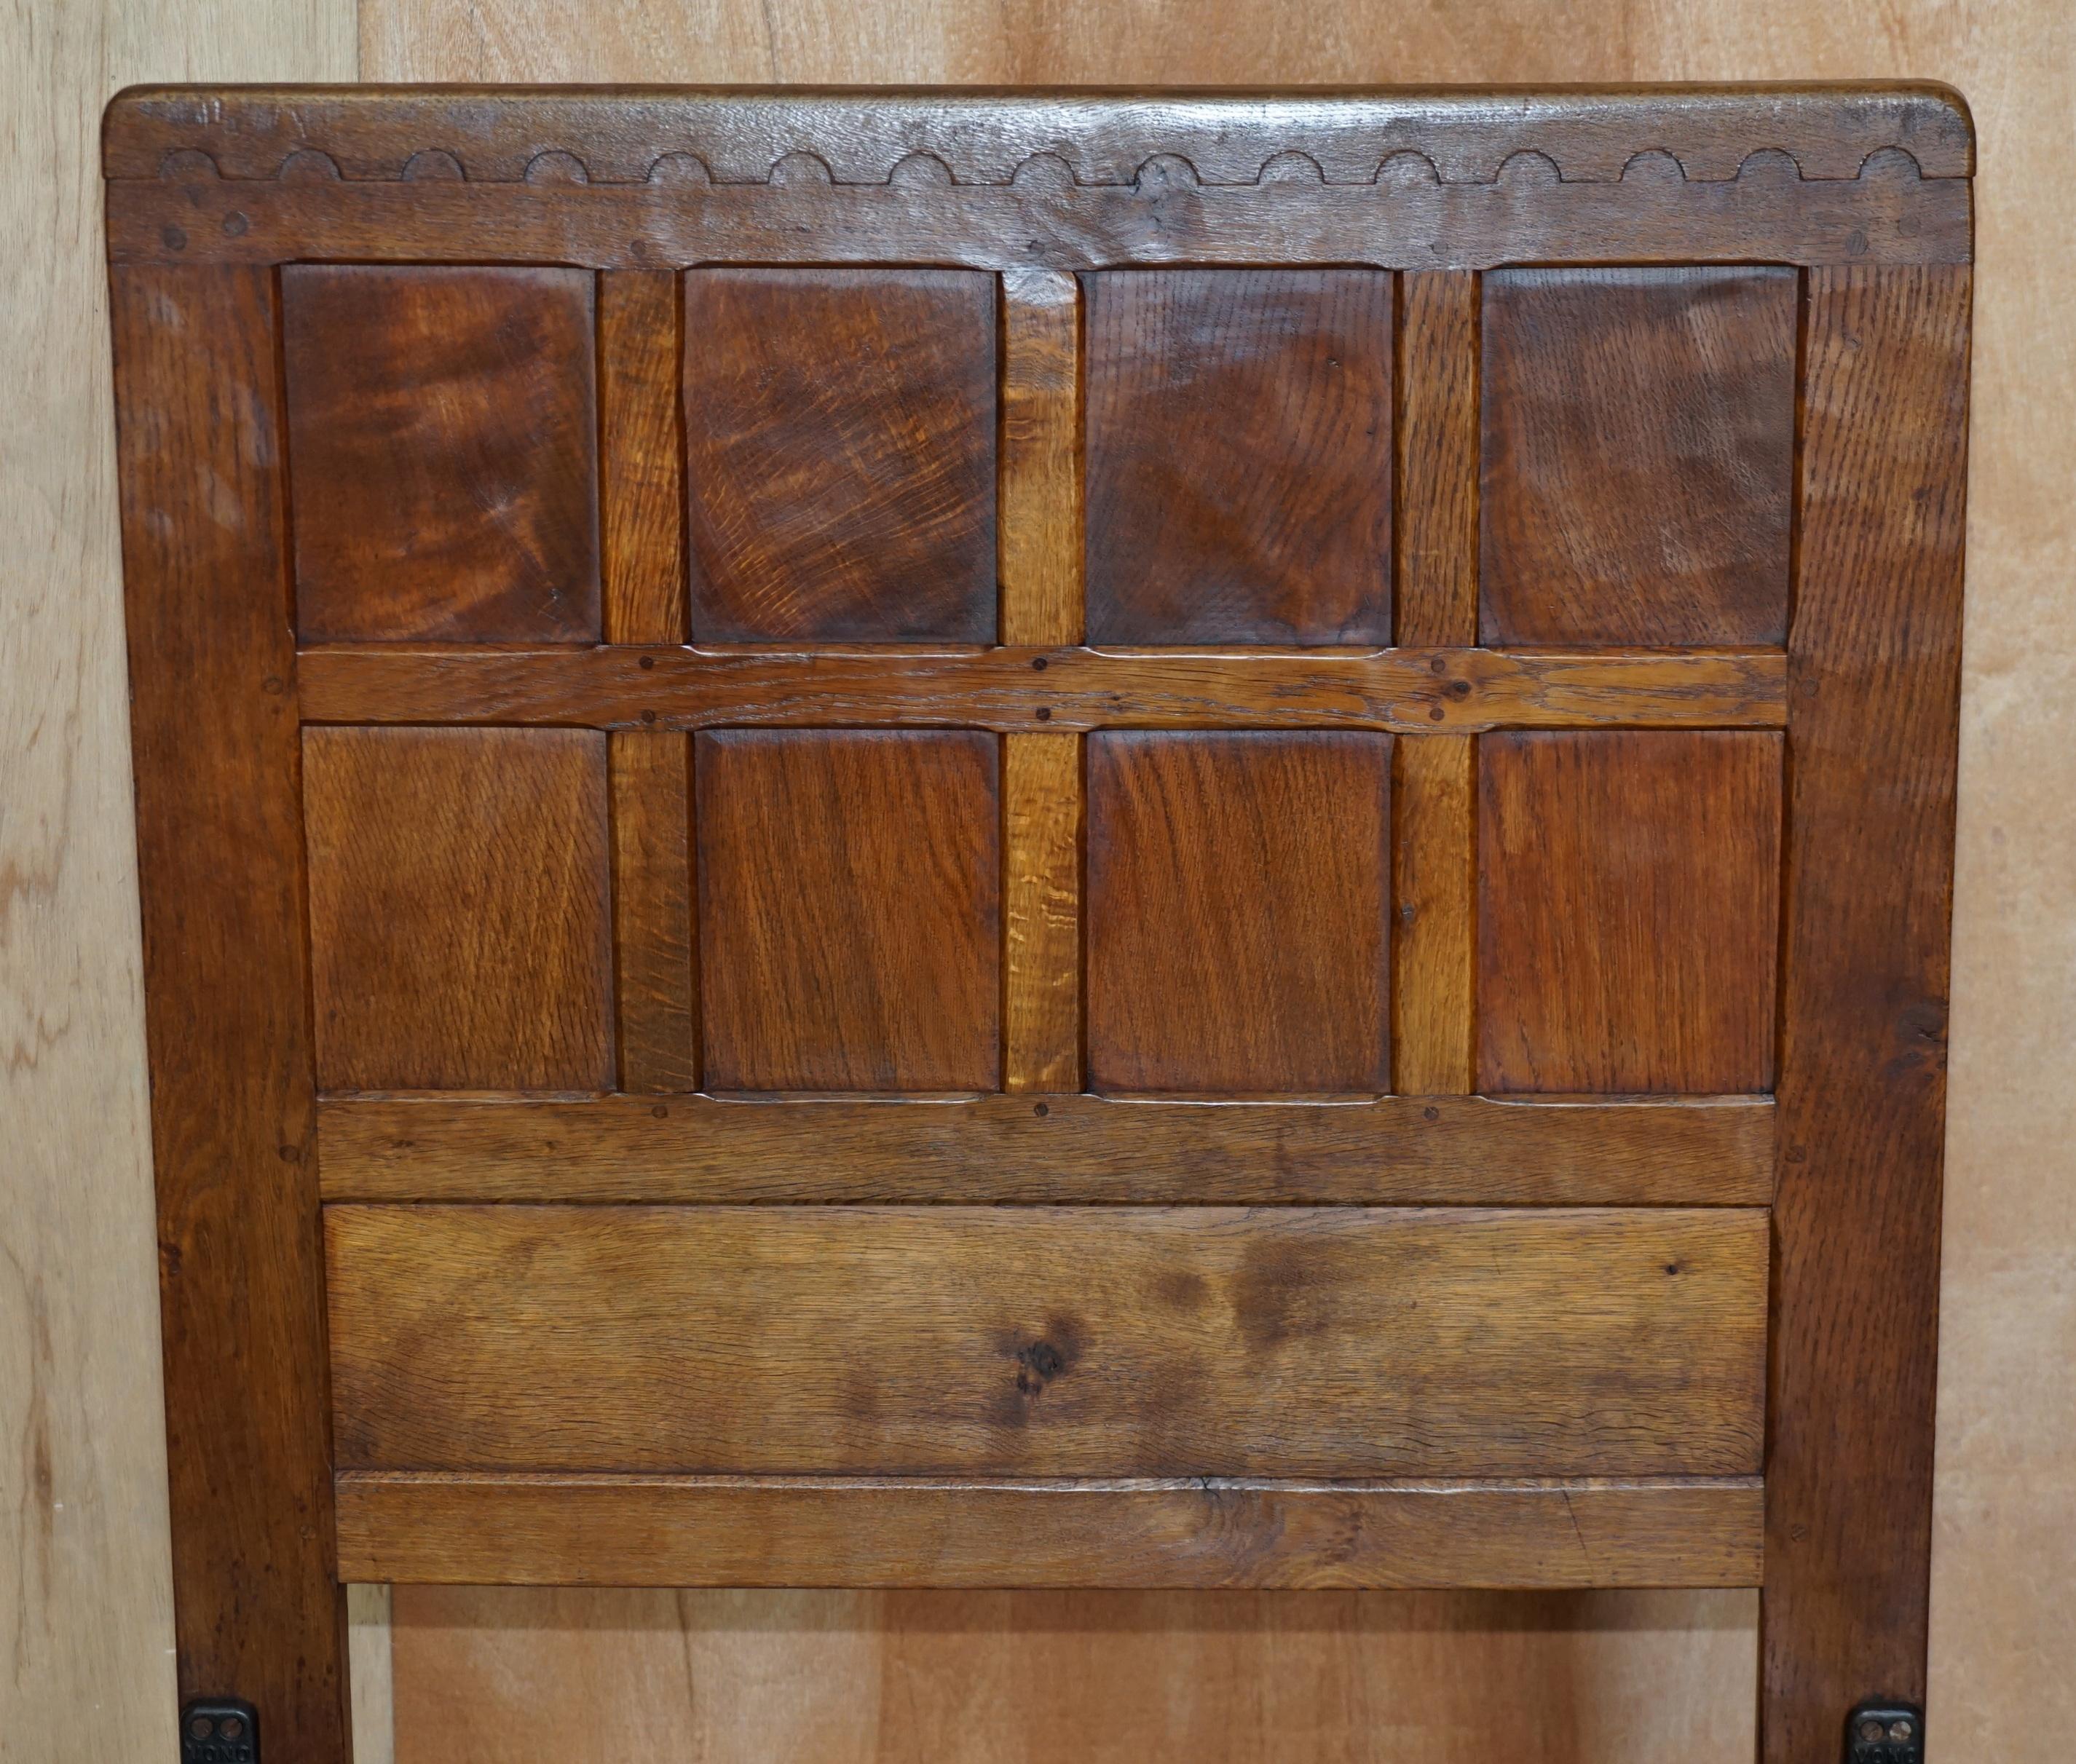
1084, 270, 1393, 644
1478, 732, 1783, 1095
282, 265, 599, 643
682, 268, 996, 641
695, 729, 1000, 1091
326, 1205, 1769, 1477
303, 727, 613, 1092
1086, 732, 1389, 1092
1480, 266, 1796, 646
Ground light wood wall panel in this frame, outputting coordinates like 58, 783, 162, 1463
0, 3, 354, 1762
9, 5, 2064, 1764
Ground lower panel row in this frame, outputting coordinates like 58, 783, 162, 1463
304, 724, 1785, 1096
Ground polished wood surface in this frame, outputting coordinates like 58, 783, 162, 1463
1392, 737, 1476, 1093
282, 264, 600, 642
295, 642, 1790, 733
684, 268, 995, 641
107, 152, 1972, 274
1480, 266, 1796, 646
1478, 732, 1783, 1094
111, 264, 347, 1760
1085, 269, 1393, 644
103, 86, 1978, 183
104, 88, 1975, 275
1764, 264, 1972, 1760
998, 267, 1084, 646
1394, 271, 1480, 648
304, 727, 613, 1092
695, 730, 1000, 1091
599, 269, 686, 645
315, 1091, 1777, 1207
1086, 732, 1390, 1092
608, 732, 696, 1093
1002, 733, 1082, 1092
337, 1475, 1764, 1591
327, 1205, 1767, 1476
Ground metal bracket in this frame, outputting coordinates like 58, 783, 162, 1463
181, 1698, 258, 1763
1846, 1701, 1923, 1763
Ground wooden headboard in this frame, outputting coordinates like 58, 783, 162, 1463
105, 84, 1970, 1763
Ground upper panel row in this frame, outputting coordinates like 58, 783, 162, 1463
283, 263, 1797, 650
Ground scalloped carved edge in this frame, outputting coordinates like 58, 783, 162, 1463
143, 139, 1945, 191
104, 85, 1976, 186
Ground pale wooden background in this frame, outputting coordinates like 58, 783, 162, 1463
4, 1, 2069, 1758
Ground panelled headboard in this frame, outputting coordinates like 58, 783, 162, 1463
106, 84, 1970, 1763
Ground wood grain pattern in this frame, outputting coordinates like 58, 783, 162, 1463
336, 1474, 1765, 1591
696, 730, 1000, 1091
1086, 732, 1389, 1093
108, 163, 1973, 276
1396, 271, 1480, 647
1392, 737, 1475, 1093
998, 267, 1083, 645
295, 642, 1791, 734
304, 727, 614, 1092
111, 264, 347, 1762
1478, 732, 1782, 1096
599, 269, 685, 644
1085, 269, 1393, 644
380, 1583, 1761, 1764
325, 1205, 1769, 1478
281, 264, 600, 642
1764, 264, 1971, 1762
683, 268, 995, 641
1480, 266, 1796, 646
609, 732, 695, 1093
316, 1091, 1777, 1207
1003, 733, 1081, 1092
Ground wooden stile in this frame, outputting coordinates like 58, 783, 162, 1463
1392, 735, 1477, 1093
1395, 270, 1480, 649
609, 732, 697, 1093
1003, 735, 1082, 1093
998, 266, 1082, 648
112, 264, 350, 1762
1763, 264, 1971, 1761
599, 269, 686, 646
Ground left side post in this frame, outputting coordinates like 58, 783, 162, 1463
111, 264, 350, 1762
